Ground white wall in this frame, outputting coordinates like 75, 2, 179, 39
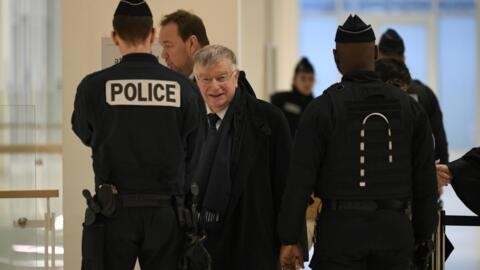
271, 0, 299, 94
238, 0, 299, 100
239, 0, 268, 99
62, 0, 299, 267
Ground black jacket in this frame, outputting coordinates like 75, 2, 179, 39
278, 71, 438, 244
449, 147, 480, 216
71, 53, 202, 194
271, 88, 313, 138
205, 72, 292, 270
408, 79, 449, 163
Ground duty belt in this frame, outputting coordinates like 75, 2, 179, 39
322, 199, 408, 212
121, 194, 172, 208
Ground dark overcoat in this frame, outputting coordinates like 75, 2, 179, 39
449, 147, 480, 216
208, 72, 292, 270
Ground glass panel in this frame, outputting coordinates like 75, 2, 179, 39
300, 0, 335, 13
440, 0, 476, 12
0, 105, 40, 269
344, 0, 432, 12
299, 15, 339, 96
0, 0, 62, 268
439, 16, 476, 150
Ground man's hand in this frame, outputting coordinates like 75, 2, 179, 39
435, 160, 452, 195
279, 244, 304, 270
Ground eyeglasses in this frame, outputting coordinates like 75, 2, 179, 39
195, 70, 237, 86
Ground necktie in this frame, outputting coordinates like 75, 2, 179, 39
207, 113, 220, 131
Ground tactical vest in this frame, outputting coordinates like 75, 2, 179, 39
318, 81, 414, 200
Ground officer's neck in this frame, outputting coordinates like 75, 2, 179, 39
113, 30, 154, 56
118, 42, 153, 55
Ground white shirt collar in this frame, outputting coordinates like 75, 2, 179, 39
206, 105, 228, 120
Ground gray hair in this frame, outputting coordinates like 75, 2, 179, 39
193, 44, 237, 73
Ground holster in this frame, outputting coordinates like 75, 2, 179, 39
81, 221, 105, 270
80, 187, 109, 270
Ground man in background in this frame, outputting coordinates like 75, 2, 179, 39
378, 28, 449, 163
271, 57, 315, 138
159, 9, 210, 79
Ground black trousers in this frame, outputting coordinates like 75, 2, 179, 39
102, 207, 183, 270
309, 209, 414, 270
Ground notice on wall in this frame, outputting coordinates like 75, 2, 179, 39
101, 37, 164, 69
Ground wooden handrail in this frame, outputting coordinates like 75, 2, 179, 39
0, 189, 59, 198
0, 189, 60, 268
0, 123, 62, 129
0, 144, 62, 153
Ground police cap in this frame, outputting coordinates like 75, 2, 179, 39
295, 57, 315, 74
114, 0, 152, 17
335, 14, 375, 43
378, 28, 405, 56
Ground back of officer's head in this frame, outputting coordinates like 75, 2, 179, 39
378, 28, 405, 60
113, 0, 153, 45
375, 58, 411, 91
333, 14, 377, 75
160, 9, 210, 47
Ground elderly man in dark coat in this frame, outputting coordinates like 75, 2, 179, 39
193, 44, 292, 269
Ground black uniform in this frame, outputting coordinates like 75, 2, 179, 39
448, 147, 480, 216
408, 79, 449, 163
277, 71, 438, 269
378, 28, 449, 163
270, 87, 313, 137
72, 53, 202, 270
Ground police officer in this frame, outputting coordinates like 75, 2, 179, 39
270, 57, 315, 138
277, 15, 438, 270
71, 1, 202, 269
379, 28, 449, 164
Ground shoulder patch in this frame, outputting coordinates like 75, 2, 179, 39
409, 93, 419, 102
283, 102, 302, 115
105, 79, 180, 107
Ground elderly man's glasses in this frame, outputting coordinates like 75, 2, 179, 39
196, 70, 237, 86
